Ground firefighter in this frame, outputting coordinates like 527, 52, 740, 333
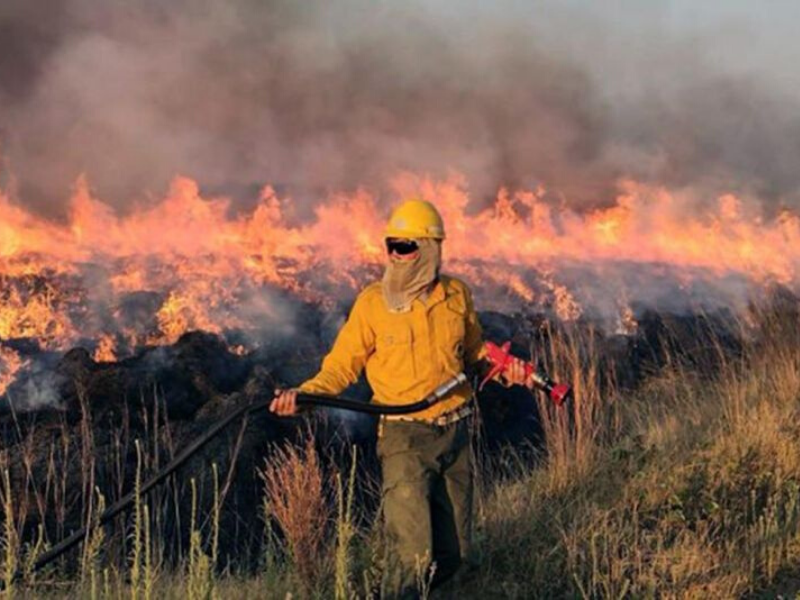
270, 198, 532, 597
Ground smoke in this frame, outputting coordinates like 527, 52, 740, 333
2, 0, 799, 218
4, 364, 64, 411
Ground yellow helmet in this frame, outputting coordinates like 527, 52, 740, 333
384, 198, 445, 239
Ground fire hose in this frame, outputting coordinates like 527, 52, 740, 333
5, 374, 468, 584
5, 342, 571, 585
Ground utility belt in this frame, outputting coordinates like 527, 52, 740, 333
379, 401, 474, 431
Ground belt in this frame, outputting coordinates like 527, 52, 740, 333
381, 402, 474, 428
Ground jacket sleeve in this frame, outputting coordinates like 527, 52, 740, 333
298, 292, 376, 396
463, 285, 485, 368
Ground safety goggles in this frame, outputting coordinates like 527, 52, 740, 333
385, 238, 419, 256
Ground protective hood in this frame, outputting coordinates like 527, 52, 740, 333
381, 238, 441, 313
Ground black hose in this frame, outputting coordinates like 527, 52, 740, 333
8, 373, 468, 585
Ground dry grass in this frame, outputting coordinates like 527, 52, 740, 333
535, 324, 609, 493
260, 436, 332, 593
4, 307, 800, 598
466, 309, 800, 598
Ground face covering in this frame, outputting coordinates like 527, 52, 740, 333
381, 238, 441, 313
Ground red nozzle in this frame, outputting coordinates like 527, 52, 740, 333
482, 341, 571, 407
549, 383, 572, 406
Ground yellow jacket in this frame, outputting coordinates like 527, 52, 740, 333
299, 275, 483, 421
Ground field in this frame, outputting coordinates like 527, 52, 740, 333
2, 302, 800, 599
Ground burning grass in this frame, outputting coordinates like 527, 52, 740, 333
2, 173, 800, 399
1, 304, 800, 598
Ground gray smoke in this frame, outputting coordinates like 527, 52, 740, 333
1, 0, 799, 218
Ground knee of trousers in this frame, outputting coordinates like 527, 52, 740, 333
383, 480, 433, 562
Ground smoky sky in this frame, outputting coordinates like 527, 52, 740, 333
1, 0, 800, 218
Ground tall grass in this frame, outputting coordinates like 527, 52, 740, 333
1, 467, 18, 598
130, 440, 144, 599
536, 324, 608, 492
2, 307, 800, 598
470, 309, 800, 598
186, 477, 214, 600
81, 488, 106, 600
334, 446, 357, 600
260, 436, 331, 593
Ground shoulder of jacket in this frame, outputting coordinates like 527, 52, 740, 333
356, 281, 384, 304
441, 274, 472, 298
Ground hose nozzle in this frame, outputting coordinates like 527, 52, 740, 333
482, 341, 572, 406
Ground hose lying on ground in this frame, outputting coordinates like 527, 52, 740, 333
6, 373, 468, 585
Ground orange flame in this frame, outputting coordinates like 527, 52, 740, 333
0, 346, 28, 397
1, 171, 799, 395
93, 334, 118, 363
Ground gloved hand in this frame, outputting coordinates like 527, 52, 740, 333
499, 356, 535, 389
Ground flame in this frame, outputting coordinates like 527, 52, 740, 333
2, 170, 800, 395
548, 280, 584, 322
0, 276, 77, 348
616, 301, 638, 336
93, 334, 118, 363
0, 346, 28, 396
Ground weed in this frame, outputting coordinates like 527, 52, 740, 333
260, 436, 331, 593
